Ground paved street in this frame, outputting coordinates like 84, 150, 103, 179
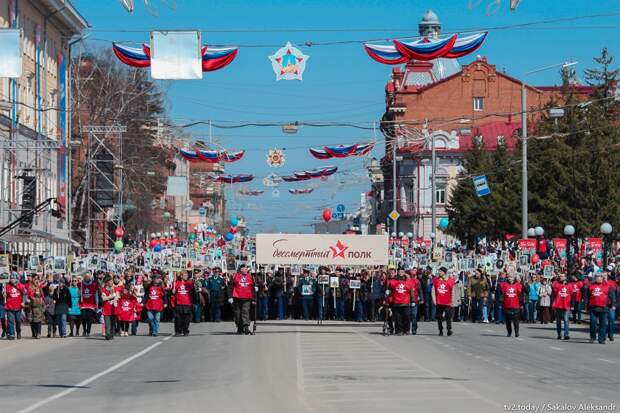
0, 320, 617, 413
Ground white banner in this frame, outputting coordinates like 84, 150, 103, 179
256, 234, 388, 266
150, 30, 202, 79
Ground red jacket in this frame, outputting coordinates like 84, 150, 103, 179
232, 273, 254, 299
101, 287, 116, 316
173, 280, 194, 306
500, 281, 522, 310
433, 277, 454, 306
569, 281, 582, 303
145, 285, 165, 312
589, 283, 609, 308
407, 277, 421, 304
388, 279, 411, 305
5, 283, 25, 311
115, 294, 137, 322
552, 282, 572, 310
79, 282, 98, 310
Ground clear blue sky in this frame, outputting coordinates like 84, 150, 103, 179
72, 0, 620, 233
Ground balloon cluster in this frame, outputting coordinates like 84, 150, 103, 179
225, 217, 238, 242
149, 231, 179, 252
114, 227, 124, 252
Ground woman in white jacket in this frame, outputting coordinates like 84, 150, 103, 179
538, 278, 552, 324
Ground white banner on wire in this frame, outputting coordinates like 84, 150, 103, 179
256, 234, 388, 266
150, 30, 202, 79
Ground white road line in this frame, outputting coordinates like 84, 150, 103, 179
549, 346, 563, 351
296, 327, 304, 393
17, 339, 166, 413
598, 358, 614, 364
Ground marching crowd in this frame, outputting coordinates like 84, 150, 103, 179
0, 251, 618, 343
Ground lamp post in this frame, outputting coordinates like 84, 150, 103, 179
564, 224, 575, 277
527, 228, 535, 238
534, 226, 544, 258
520, 61, 578, 238
600, 222, 613, 266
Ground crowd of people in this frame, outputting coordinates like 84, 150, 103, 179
0, 250, 617, 343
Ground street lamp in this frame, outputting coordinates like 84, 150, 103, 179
564, 224, 575, 277
534, 226, 544, 237
600, 222, 613, 266
520, 61, 578, 238
527, 228, 536, 238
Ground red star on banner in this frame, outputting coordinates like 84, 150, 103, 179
330, 240, 348, 259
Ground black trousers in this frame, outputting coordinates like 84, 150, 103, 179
436, 305, 453, 332
505, 309, 520, 336
392, 305, 410, 334
81, 309, 96, 335
233, 299, 252, 330
174, 305, 192, 334
104, 315, 115, 340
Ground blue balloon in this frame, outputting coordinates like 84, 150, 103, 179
225, 232, 234, 242
153, 244, 162, 252
439, 217, 449, 230
230, 217, 238, 227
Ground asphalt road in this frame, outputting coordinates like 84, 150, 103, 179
0, 319, 617, 413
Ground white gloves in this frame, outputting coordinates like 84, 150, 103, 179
254, 286, 258, 292
228, 298, 233, 304
385, 289, 391, 296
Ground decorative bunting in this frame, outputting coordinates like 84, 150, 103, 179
289, 188, 314, 195
309, 142, 375, 160
239, 189, 264, 196
281, 166, 337, 182
364, 32, 487, 64
206, 174, 254, 184
178, 148, 245, 163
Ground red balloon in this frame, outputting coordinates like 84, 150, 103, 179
531, 253, 540, 265
115, 227, 124, 238
230, 227, 237, 234
322, 208, 332, 222
149, 239, 158, 249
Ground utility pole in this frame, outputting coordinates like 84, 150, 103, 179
521, 81, 528, 239
392, 136, 398, 235
427, 121, 436, 247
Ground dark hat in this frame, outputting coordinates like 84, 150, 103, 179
439, 267, 448, 274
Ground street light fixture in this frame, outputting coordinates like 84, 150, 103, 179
600, 222, 613, 265
534, 226, 544, 237
527, 228, 536, 238
520, 61, 578, 238
564, 224, 575, 277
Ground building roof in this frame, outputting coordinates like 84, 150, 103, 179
40, 0, 89, 34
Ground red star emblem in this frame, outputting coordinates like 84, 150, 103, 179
330, 240, 348, 259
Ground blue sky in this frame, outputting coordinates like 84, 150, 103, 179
72, 0, 620, 233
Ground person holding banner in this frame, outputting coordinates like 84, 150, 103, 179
298, 269, 317, 321
145, 273, 166, 336
406, 269, 422, 335
569, 275, 583, 324
206, 267, 226, 322
500, 274, 522, 337
432, 267, 455, 336
101, 275, 119, 341
228, 264, 256, 335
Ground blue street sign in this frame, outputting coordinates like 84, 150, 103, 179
336, 204, 345, 213
198, 207, 206, 216
473, 175, 491, 197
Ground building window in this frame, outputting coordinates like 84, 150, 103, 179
435, 186, 446, 205
473, 97, 484, 111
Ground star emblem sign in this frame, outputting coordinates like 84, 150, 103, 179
330, 240, 348, 259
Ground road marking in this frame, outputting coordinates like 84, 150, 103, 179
296, 326, 304, 393
485, 329, 494, 333
556, 384, 568, 390
163, 335, 173, 341
549, 346, 563, 351
17, 339, 165, 413
598, 358, 614, 364
515, 338, 524, 341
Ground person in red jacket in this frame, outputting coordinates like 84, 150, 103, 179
589, 273, 612, 344
116, 285, 137, 337
145, 273, 166, 337
100, 275, 119, 341
432, 267, 455, 336
386, 268, 412, 335
79, 272, 99, 337
172, 271, 194, 337
228, 264, 256, 335
552, 274, 572, 340
500, 274, 523, 337
569, 275, 583, 324
4, 273, 25, 340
